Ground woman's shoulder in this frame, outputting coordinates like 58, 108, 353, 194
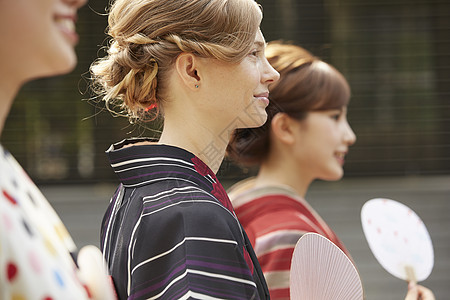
228, 178, 301, 208
129, 180, 237, 225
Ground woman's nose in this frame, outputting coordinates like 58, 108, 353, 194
344, 121, 356, 146
262, 57, 280, 85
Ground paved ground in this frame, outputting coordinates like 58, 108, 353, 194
41, 175, 450, 300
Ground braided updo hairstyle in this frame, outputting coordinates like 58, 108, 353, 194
90, 0, 262, 122
227, 42, 351, 165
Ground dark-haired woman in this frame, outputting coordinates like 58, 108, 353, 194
228, 42, 434, 300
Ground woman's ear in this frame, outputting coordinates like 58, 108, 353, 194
174, 53, 201, 90
270, 113, 297, 145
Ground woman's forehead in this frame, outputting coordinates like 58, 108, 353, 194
254, 29, 266, 46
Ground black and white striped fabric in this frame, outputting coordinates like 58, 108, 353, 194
101, 139, 269, 300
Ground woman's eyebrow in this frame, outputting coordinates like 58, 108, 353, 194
254, 41, 266, 49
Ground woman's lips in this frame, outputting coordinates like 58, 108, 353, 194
254, 92, 270, 106
55, 16, 79, 45
335, 152, 347, 166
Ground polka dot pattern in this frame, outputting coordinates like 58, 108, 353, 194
1, 213, 14, 230
21, 218, 33, 237
7, 262, 18, 282
28, 251, 42, 273
1, 144, 92, 299
11, 294, 26, 300
3, 189, 17, 205
53, 269, 65, 287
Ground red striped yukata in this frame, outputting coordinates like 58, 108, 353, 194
228, 179, 350, 300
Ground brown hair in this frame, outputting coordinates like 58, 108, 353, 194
228, 42, 351, 165
90, 0, 262, 122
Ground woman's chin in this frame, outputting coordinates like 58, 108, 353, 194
247, 113, 268, 129
321, 170, 344, 182
46, 47, 78, 77
55, 54, 77, 75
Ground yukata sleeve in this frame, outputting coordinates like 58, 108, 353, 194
126, 201, 261, 300
0, 198, 89, 300
248, 209, 319, 299
0, 201, 30, 300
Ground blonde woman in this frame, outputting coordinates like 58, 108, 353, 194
0, 0, 114, 299
90, 0, 279, 299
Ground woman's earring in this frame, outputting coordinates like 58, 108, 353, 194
195, 84, 199, 88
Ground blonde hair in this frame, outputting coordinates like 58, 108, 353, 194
90, 0, 262, 122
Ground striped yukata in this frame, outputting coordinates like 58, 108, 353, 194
101, 139, 269, 300
228, 179, 350, 300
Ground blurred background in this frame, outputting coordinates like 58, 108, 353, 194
2, 0, 449, 299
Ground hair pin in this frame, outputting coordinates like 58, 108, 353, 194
145, 103, 158, 111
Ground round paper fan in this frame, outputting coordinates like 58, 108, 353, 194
361, 198, 434, 282
290, 233, 364, 300
78, 245, 117, 300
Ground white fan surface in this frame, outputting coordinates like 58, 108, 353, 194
78, 245, 117, 300
361, 198, 434, 282
290, 233, 363, 300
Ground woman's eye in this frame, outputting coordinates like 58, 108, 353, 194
249, 50, 260, 57
331, 113, 341, 121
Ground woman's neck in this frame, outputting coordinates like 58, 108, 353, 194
0, 77, 21, 136
158, 117, 229, 174
254, 156, 313, 198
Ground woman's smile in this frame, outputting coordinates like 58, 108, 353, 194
54, 15, 79, 45
254, 92, 270, 106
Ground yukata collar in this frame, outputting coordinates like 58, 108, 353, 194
106, 138, 235, 213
